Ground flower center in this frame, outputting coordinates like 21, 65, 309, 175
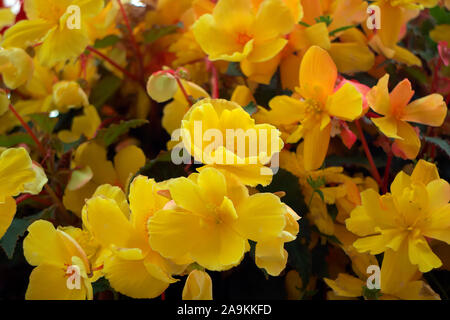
236, 32, 252, 45
305, 98, 323, 114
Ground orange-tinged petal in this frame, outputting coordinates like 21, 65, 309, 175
378, 3, 403, 49
299, 46, 337, 102
367, 74, 390, 116
390, 79, 414, 117
401, 94, 447, 126
267, 95, 306, 125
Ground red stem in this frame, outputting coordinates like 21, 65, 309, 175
355, 119, 382, 187
116, 0, 145, 79
175, 76, 192, 106
8, 104, 46, 156
206, 59, 219, 98
382, 150, 393, 194
86, 46, 143, 85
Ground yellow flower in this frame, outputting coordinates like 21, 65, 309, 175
2, 0, 104, 67
179, 98, 283, 187
162, 79, 209, 135
193, 0, 296, 63
0, 8, 15, 29
182, 269, 213, 300
346, 160, 450, 273
63, 142, 146, 215
23, 220, 93, 300
0, 148, 47, 239
367, 74, 447, 159
367, 1, 423, 66
430, 24, 450, 48
0, 47, 34, 89
58, 105, 101, 143
266, 46, 362, 171
83, 177, 185, 298
52, 81, 89, 113
148, 168, 294, 271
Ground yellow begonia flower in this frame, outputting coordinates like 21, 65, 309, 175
325, 233, 440, 300
83, 177, 185, 298
2, 0, 104, 67
0, 47, 34, 89
193, 0, 296, 63
149, 168, 297, 271
179, 98, 283, 187
367, 2, 423, 66
0, 90, 10, 116
63, 142, 145, 215
52, 81, 89, 113
0, 148, 47, 239
379, 0, 438, 8
346, 160, 450, 273
163, 79, 209, 135
23, 220, 93, 300
182, 269, 213, 300
58, 105, 101, 143
266, 46, 362, 171
255, 205, 300, 276
367, 74, 447, 159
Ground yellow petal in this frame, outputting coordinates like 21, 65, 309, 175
247, 38, 287, 63
0, 196, 16, 239
372, 116, 401, 139
324, 273, 364, 297
26, 264, 88, 300
114, 145, 146, 190
0, 147, 35, 201
84, 197, 134, 249
302, 122, 331, 171
2, 19, 53, 49
393, 121, 420, 159
367, 74, 391, 116
267, 95, 306, 125
235, 193, 286, 242
326, 82, 363, 121
255, 239, 288, 276
408, 236, 442, 272
410, 159, 440, 185
182, 270, 213, 300
103, 255, 169, 299
328, 42, 375, 73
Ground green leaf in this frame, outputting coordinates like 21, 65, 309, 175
93, 35, 121, 49
362, 286, 383, 300
92, 277, 112, 296
143, 22, 183, 44
0, 133, 36, 147
0, 207, 55, 259
226, 62, 244, 77
285, 239, 311, 289
430, 6, 450, 24
298, 21, 310, 27
96, 119, 148, 147
424, 136, 450, 158
329, 25, 355, 37
29, 113, 57, 134
90, 74, 122, 108
243, 101, 257, 116
315, 15, 332, 26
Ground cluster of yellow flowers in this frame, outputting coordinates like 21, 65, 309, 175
0, 0, 449, 300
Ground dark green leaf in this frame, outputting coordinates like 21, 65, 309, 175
430, 6, 450, 24
424, 136, 450, 158
93, 35, 121, 49
29, 113, 57, 134
0, 133, 36, 148
285, 240, 311, 289
0, 207, 55, 259
90, 74, 122, 108
143, 22, 183, 44
96, 119, 148, 147
226, 62, 244, 77
243, 101, 257, 116
329, 25, 356, 37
